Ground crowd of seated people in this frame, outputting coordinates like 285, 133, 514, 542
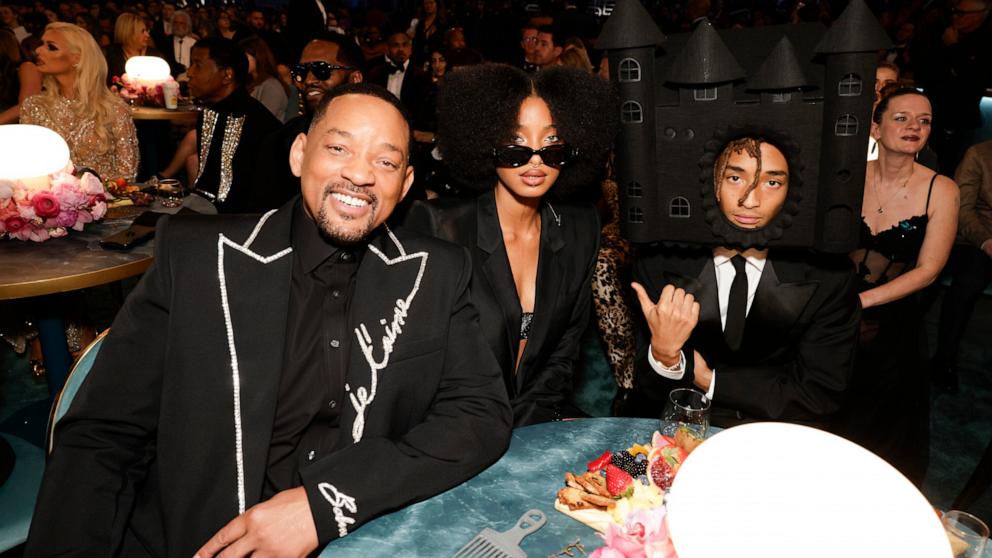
1, 0, 991, 519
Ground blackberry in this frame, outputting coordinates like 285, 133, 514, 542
610, 451, 639, 476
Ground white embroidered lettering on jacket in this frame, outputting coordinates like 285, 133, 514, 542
318, 483, 357, 537
349, 225, 428, 443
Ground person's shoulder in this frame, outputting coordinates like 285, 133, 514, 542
390, 224, 469, 260
161, 211, 272, 246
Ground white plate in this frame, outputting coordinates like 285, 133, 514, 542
666, 422, 952, 558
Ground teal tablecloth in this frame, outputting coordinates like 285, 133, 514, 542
320, 417, 662, 557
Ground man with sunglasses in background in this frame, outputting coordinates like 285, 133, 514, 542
252, 32, 364, 209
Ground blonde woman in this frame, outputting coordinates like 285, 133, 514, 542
105, 12, 162, 83
21, 22, 138, 181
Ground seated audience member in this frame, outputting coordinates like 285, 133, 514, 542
442, 26, 482, 67
161, 9, 194, 75
839, 87, 958, 485
560, 37, 593, 73
26, 82, 511, 556
159, 37, 281, 213
367, 29, 429, 113
0, 5, 29, 42
410, 0, 447, 65
104, 12, 163, 85
533, 25, 562, 69
240, 35, 288, 120
519, 23, 539, 72
252, 31, 364, 209
21, 22, 138, 181
0, 27, 42, 124
407, 64, 617, 425
634, 134, 861, 430
934, 139, 992, 391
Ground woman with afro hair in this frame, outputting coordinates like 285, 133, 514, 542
408, 63, 618, 426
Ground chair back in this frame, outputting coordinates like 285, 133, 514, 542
47, 329, 108, 454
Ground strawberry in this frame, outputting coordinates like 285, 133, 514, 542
587, 450, 612, 472
605, 464, 634, 497
115, 177, 127, 187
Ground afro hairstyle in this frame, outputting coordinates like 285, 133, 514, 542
436, 63, 618, 199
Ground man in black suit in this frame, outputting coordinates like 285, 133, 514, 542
633, 136, 860, 429
26, 83, 512, 556
367, 30, 429, 113
159, 9, 193, 75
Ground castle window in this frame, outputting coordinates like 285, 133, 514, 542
621, 101, 643, 124
669, 196, 690, 218
627, 182, 643, 198
771, 92, 792, 103
628, 206, 644, 223
618, 58, 641, 82
693, 88, 718, 102
834, 114, 859, 136
838, 74, 862, 97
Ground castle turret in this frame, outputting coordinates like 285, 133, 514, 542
666, 21, 745, 106
813, 0, 892, 252
597, 0, 665, 242
747, 36, 813, 105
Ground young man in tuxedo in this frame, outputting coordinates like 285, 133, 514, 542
633, 135, 860, 429
26, 83, 512, 557
368, 30, 429, 112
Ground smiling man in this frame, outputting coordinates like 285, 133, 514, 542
631, 135, 860, 430
26, 83, 512, 557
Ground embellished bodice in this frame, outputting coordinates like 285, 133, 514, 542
854, 174, 936, 289
20, 94, 139, 182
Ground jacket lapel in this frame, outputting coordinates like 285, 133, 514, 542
477, 193, 520, 385
739, 258, 819, 360
343, 225, 429, 444
515, 202, 566, 393
217, 207, 293, 512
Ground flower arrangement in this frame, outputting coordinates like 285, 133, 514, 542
0, 165, 108, 242
111, 73, 176, 107
590, 507, 677, 558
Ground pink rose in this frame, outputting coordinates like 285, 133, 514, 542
27, 226, 50, 242
591, 548, 629, 558
79, 172, 105, 195
593, 508, 676, 558
32, 191, 61, 218
0, 180, 14, 200
90, 200, 107, 220
51, 182, 88, 208
54, 209, 78, 228
4, 216, 27, 233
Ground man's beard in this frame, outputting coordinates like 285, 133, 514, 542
315, 183, 379, 245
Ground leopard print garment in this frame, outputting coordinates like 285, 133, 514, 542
593, 179, 636, 389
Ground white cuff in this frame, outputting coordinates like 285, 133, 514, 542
705, 370, 716, 400
648, 348, 685, 380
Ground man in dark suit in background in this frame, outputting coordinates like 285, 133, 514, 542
368, 30, 429, 113
633, 136, 860, 429
26, 83, 512, 557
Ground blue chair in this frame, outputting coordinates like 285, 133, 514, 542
47, 329, 107, 453
0, 330, 106, 552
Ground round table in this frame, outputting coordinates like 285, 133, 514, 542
130, 105, 199, 124
0, 215, 155, 393
321, 418, 663, 557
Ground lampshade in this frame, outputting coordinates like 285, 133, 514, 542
666, 422, 952, 558
125, 55, 171, 82
0, 124, 71, 181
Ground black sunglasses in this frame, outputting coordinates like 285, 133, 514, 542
291, 61, 354, 83
493, 144, 577, 169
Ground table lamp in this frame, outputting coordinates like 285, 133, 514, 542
0, 124, 71, 190
124, 55, 171, 86
666, 422, 953, 558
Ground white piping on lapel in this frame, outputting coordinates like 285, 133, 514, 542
217, 209, 292, 513
349, 224, 428, 443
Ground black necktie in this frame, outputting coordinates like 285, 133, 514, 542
724, 255, 748, 351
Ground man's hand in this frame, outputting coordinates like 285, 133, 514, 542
632, 282, 699, 367
982, 239, 992, 258
194, 487, 318, 558
692, 350, 713, 392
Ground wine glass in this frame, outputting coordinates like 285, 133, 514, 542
660, 387, 710, 440
943, 510, 989, 558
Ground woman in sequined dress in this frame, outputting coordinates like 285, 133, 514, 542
407, 64, 617, 425
21, 22, 138, 182
839, 87, 958, 485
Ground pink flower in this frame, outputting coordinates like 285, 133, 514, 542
79, 172, 105, 195
4, 216, 27, 233
32, 191, 61, 218
591, 548, 629, 558
54, 209, 78, 228
0, 180, 14, 200
592, 508, 677, 558
90, 200, 107, 220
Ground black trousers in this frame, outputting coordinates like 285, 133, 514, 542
934, 244, 992, 375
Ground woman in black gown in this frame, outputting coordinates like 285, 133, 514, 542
842, 87, 958, 484
407, 64, 617, 425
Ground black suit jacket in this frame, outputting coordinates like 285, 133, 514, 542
633, 246, 860, 429
367, 61, 430, 118
406, 191, 600, 425
26, 199, 512, 556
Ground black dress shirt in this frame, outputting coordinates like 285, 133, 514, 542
263, 201, 363, 497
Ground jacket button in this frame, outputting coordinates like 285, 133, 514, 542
330, 339, 340, 348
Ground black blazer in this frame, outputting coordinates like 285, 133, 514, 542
26, 199, 512, 555
366, 61, 431, 117
633, 246, 861, 430
406, 191, 600, 425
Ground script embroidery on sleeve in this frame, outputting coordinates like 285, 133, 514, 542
318, 483, 358, 538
